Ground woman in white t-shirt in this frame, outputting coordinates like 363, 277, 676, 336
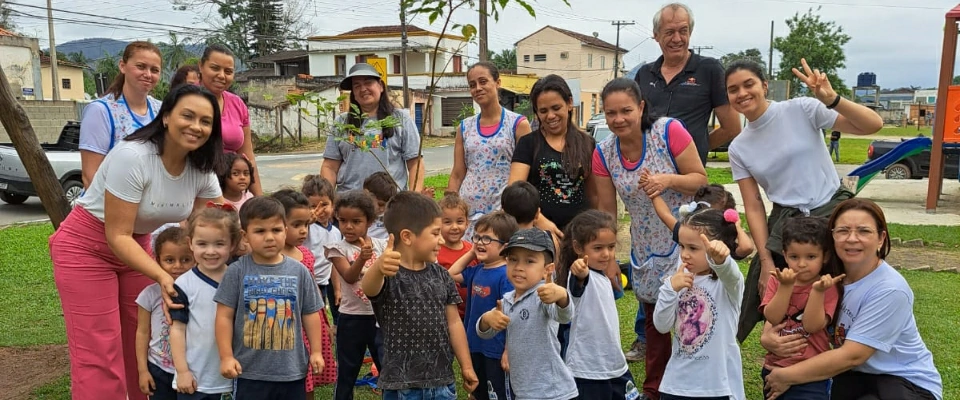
763, 199, 942, 400
48, 84, 224, 400
724, 59, 883, 342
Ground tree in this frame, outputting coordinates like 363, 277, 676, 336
248, 0, 285, 58
158, 32, 197, 78
490, 48, 517, 72
0, 0, 16, 32
773, 7, 851, 98
720, 48, 765, 72
953, 75, 960, 85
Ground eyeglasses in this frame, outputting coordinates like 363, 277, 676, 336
831, 227, 877, 239
472, 235, 505, 246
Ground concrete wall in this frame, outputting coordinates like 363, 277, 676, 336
247, 86, 341, 142
41, 65, 86, 101
0, 100, 80, 143
0, 36, 43, 100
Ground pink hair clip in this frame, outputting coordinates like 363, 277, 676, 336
723, 209, 739, 224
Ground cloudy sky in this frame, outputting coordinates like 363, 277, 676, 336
7, 0, 959, 88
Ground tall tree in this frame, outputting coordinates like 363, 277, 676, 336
490, 48, 517, 72
0, 0, 16, 32
66, 52, 97, 97
248, 0, 284, 58
773, 7, 851, 98
158, 31, 197, 78
720, 48, 766, 72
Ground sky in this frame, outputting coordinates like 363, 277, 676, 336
7, 0, 960, 89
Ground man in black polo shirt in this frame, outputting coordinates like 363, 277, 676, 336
634, 2, 741, 166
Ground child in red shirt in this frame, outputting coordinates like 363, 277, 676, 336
437, 193, 472, 319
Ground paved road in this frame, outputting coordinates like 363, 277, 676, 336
0, 146, 456, 227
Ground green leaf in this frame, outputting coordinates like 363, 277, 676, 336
511, 0, 537, 17
460, 24, 477, 41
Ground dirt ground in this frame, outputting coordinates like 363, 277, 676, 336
886, 246, 960, 273
0, 344, 69, 400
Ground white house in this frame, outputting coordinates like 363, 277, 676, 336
0, 28, 43, 100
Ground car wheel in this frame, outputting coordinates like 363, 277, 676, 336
885, 163, 911, 180
62, 179, 84, 207
0, 191, 29, 205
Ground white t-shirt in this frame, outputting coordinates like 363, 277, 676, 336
306, 222, 342, 285
324, 238, 387, 315
653, 256, 745, 400
835, 261, 943, 400
566, 269, 630, 380
171, 268, 232, 393
76, 140, 221, 234
135, 284, 175, 373
729, 98, 839, 212
367, 215, 388, 240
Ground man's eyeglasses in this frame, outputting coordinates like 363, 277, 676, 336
472, 235, 505, 246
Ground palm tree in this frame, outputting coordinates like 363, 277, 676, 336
158, 31, 196, 79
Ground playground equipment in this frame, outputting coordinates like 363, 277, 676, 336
847, 137, 933, 194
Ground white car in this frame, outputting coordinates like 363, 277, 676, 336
592, 124, 613, 142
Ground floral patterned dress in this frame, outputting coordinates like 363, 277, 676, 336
297, 245, 338, 389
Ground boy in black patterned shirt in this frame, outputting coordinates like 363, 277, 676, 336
360, 192, 479, 398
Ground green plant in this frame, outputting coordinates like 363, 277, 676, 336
287, 91, 347, 140
451, 102, 476, 128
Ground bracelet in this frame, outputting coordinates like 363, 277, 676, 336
825, 94, 841, 109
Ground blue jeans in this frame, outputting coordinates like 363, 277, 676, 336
383, 383, 458, 400
634, 305, 646, 343
762, 368, 829, 400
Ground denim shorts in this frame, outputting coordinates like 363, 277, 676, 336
382, 383, 457, 400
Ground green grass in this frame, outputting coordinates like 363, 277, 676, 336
888, 223, 960, 250
706, 167, 733, 185
0, 224, 64, 347
710, 138, 872, 166
877, 126, 932, 137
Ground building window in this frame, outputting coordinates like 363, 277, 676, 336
588, 54, 593, 67
61, 78, 71, 89
601, 56, 606, 69
452, 55, 463, 73
534, 54, 547, 62
335, 55, 347, 76
560, 52, 568, 59
392, 54, 401, 74
524, 54, 530, 62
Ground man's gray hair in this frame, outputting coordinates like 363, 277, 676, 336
652, 3, 694, 35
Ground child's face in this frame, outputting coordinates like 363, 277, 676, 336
472, 228, 505, 264
285, 207, 311, 248
189, 225, 232, 271
308, 195, 333, 225
577, 228, 617, 270
226, 158, 250, 193
336, 206, 370, 244
365, 190, 388, 216
440, 207, 468, 246
408, 217, 444, 263
505, 247, 551, 293
784, 242, 825, 285
157, 240, 194, 278
678, 225, 710, 275
243, 216, 286, 260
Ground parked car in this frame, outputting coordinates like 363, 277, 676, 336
586, 113, 605, 134
868, 139, 960, 180
592, 123, 613, 142
0, 121, 84, 205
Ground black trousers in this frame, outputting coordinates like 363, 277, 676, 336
333, 314, 383, 400
234, 377, 306, 400
470, 352, 511, 400
831, 371, 938, 400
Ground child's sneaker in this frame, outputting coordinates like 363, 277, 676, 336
624, 339, 646, 362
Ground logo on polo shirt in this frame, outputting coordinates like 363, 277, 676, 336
680, 77, 700, 87
519, 309, 530, 320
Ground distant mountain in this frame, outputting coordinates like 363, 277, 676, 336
55, 38, 130, 62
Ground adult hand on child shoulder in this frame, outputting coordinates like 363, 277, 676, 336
377, 234, 402, 277
537, 267, 567, 305
701, 234, 729, 265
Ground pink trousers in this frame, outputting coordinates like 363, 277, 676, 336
49, 207, 153, 400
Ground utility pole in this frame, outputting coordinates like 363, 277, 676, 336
692, 45, 713, 55
611, 20, 634, 79
399, 1, 410, 108
768, 20, 774, 78
46, 0, 60, 100
478, 0, 488, 61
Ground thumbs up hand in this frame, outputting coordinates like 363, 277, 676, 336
481, 300, 511, 331
378, 234, 401, 277
570, 255, 590, 280
812, 273, 846, 293
537, 265, 567, 305
670, 262, 695, 292
358, 237, 374, 262
701, 233, 729, 265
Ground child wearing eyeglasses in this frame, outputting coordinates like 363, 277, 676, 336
447, 211, 518, 400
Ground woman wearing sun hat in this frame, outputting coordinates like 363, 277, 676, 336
320, 63, 424, 192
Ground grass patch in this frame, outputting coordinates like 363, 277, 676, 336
706, 167, 733, 185
0, 223, 64, 347
709, 138, 871, 166
31, 260, 960, 399
888, 223, 960, 250
877, 126, 932, 137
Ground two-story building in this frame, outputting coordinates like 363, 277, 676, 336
515, 26, 626, 126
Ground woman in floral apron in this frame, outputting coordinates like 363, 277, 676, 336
594, 78, 707, 400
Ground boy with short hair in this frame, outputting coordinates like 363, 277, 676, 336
360, 191, 479, 398
500, 181, 540, 229
213, 196, 326, 400
302, 175, 342, 326
477, 228, 578, 400
438, 192, 473, 319
363, 171, 399, 240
